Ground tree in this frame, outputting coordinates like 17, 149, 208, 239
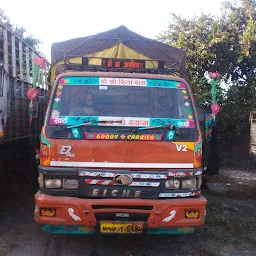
0, 8, 41, 50
158, 0, 256, 87
158, 0, 256, 164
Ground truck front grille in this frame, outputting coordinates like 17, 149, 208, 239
92, 205, 153, 210
94, 212, 150, 222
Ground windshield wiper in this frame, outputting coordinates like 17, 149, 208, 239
66, 120, 123, 129
117, 124, 181, 135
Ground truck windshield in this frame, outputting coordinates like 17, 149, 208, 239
49, 77, 196, 129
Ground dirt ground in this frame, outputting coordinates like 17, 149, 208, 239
0, 156, 255, 256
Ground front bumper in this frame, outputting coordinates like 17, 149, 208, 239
34, 192, 207, 234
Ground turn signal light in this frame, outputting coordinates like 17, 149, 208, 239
185, 210, 199, 219
40, 208, 56, 217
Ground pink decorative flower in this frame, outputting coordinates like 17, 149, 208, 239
211, 103, 221, 114
209, 72, 220, 79
27, 88, 39, 100
34, 56, 46, 69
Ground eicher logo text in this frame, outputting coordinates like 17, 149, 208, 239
91, 189, 141, 198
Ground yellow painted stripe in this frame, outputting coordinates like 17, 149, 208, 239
172, 142, 194, 151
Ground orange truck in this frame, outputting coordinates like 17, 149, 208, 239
34, 26, 206, 235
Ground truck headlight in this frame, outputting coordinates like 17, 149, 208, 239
45, 178, 62, 189
63, 179, 79, 189
165, 179, 180, 189
38, 173, 44, 188
181, 178, 197, 189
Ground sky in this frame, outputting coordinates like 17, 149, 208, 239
1, 0, 225, 61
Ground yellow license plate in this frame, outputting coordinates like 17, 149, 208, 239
100, 222, 144, 234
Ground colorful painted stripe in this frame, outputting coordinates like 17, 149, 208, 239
158, 191, 200, 198
84, 132, 163, 141
79, 171, 168, 179
194, 141, 202, 152
41, 134, 51, 147
85, 179, 160, 187
43, 225, 95, 234
205, 131, 212, 141
205, 113, 213, 141
85, 179, 115, 185
42, 225, 194, 235
50, 161, 194, 168
205, 113, 213, 123
186, 82, 200, 130
168, 170, 202, 177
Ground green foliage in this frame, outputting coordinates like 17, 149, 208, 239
217, 78, 256, 142
158, 0, 256, 84
158, 0, 256, 159
197, 77, 224, 105
0, 8, 41, 50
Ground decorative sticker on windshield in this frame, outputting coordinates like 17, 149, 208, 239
84, 132, 163, 141
100, 77, 147, 86
150, 118, 195, 128
52, 102, 60, 110
99, 117, 149, 127
175, 83, 186, 89
180, 88, 194, 120
48, 116, 195, 128
59, 77, 99, 85
50, 84, 63, 121
67, 116, 98, 123
51, 110, 60, 119
49, 116, 68, 125
56, 90, 62, 97
57, 76, 187, 89
147, 79, 178, 88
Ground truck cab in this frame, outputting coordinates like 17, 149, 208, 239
34, 57, 206, 235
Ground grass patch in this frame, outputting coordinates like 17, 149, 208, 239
207, 208, 231, 226
202, 200, 256, 245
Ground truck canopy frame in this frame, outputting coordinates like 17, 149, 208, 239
0, 21, 49, 142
